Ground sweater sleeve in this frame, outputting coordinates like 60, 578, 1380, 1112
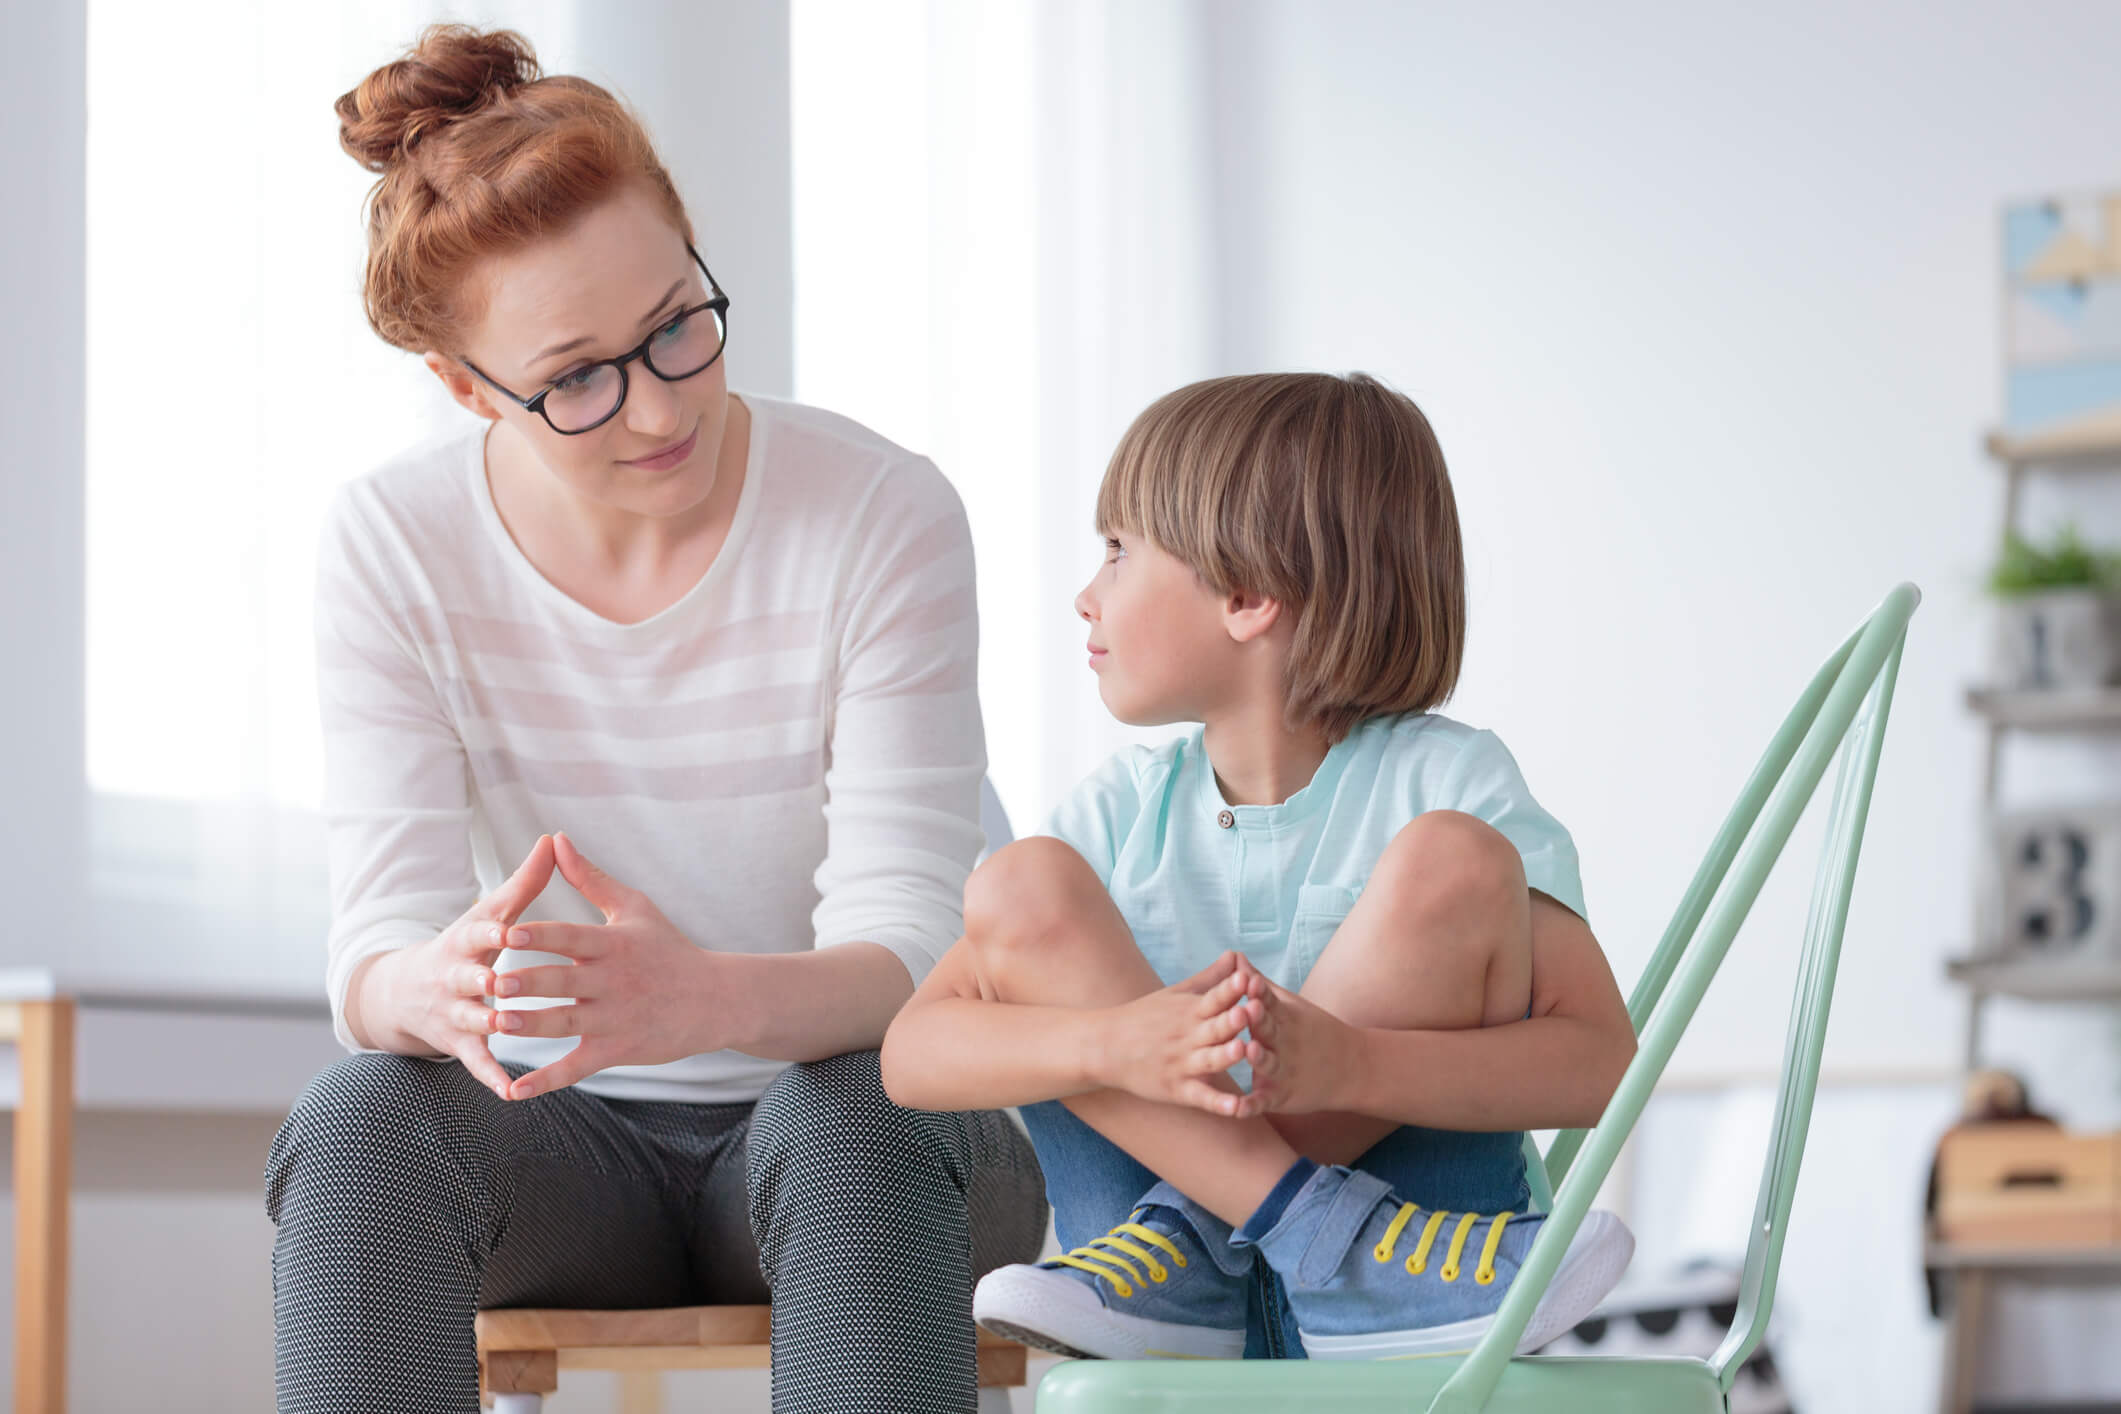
313, 487, 479, 1053
810, 458, 986, 986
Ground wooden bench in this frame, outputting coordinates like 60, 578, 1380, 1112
476, 1304, 1029, 1412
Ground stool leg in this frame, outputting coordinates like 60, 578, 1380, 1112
618, 1370, 664, 1414
485, 1348, 556, 1414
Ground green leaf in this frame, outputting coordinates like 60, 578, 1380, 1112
1986, 523, 2121, 597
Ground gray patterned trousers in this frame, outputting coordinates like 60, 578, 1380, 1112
265, 1049, 1047, 1414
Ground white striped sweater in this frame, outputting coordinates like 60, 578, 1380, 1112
313, 394, 984, 1102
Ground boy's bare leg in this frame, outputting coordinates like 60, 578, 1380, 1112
963, 838, 1298, 1228
1267, 810, 1535, 1166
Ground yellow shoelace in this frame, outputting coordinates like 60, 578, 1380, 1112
1049, 1218, 1189, 1300
1373, 1203, 1514, 1286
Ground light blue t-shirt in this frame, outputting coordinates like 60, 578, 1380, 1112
1039, 712, 1586, 996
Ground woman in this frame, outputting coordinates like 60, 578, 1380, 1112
263, 25, 1046, 1414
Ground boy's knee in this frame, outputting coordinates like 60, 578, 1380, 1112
962, 837, 1102, 957
1374, 811, 1527, 925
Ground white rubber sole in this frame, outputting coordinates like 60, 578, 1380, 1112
973, 1264, 1245, 1361
1301, 1210, 1637, 1360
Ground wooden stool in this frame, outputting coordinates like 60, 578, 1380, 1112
475, 1304, 1029, 1412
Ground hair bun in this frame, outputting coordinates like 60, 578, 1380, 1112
337, 25, 541, 173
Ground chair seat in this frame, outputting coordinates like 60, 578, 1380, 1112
474, 1304, 1027, 1393
1035, 1353, 1729, 1414
478, 1304, 771, 1356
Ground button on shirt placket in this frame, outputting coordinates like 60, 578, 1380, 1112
1217, 805, 1282, 942
1214, 807, 1245, 949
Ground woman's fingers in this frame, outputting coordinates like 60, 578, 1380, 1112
450, 998, 506, 1035
501, 1003, 586, 1040
553, 832, 636, 922
451, 919, 508, 962
451, 1037, 517, 1100
508, 1041, 605, 1102
493, 963, 590, 1000
480, 835, 556, 926
504, 921, 607, 961
452, 962, 497, 998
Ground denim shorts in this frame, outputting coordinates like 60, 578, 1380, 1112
1017, 1100, 1532, 1359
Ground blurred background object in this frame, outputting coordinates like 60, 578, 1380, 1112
1938, 184, 2121, 1414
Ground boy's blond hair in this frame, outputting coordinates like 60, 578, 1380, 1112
1096, 372, 1465, 743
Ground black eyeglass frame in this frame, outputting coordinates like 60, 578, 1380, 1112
462, 244, 731, 436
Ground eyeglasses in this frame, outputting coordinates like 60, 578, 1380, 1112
462, 245, 731, 436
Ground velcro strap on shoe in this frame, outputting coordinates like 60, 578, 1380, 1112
1294, 1167, 1394, 1289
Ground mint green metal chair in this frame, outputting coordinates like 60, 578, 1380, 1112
1038, 582, 1918, 1414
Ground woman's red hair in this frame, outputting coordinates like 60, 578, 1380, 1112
336, 25, 694, 352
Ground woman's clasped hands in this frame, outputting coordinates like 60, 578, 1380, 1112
370, 830, 729, 1104
491, 831, 731, 1101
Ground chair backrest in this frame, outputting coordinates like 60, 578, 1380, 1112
1430, 582, 1918, 1414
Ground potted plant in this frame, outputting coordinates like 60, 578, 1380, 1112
1988, 524, 2121, 690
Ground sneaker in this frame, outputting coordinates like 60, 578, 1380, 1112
1239, 1164, 1634, 1360
973, 1180, 1251, 1360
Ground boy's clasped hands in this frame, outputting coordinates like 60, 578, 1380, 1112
1112, 949, 1360, 1120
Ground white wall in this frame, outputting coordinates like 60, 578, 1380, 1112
571, 3, 795, 400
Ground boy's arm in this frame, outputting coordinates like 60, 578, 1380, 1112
1338, 893, 1636, 1131
879, 936, 1112, 1111
881, 934, 1261, 1115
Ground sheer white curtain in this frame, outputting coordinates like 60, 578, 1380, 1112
791, 0, 1225, 831
83, 0, 791, 991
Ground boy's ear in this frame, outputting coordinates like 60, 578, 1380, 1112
423, 351, 504, 423
1223, 588, 1284, 645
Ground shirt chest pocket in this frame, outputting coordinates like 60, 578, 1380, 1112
1285, 883, 1363, 989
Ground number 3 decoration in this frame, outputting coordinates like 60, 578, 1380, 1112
1982, 806, 2121, 960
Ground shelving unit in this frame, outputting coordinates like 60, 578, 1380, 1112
1939, 429, 2121, 1414
1965, 685, 2121, 733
